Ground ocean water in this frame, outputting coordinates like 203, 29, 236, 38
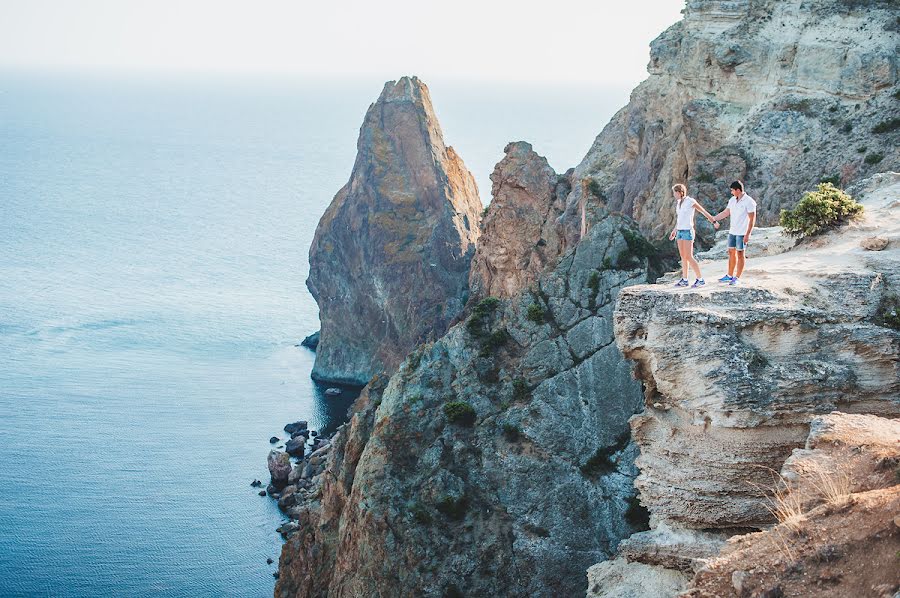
0, 71, 629, 597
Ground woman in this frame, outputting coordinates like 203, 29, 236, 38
667, 184, 718, 288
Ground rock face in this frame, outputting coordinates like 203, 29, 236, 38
688, 412, 900, 598
307, 76, 483, 385
276, 208, 656, 597
696, 226, 797, 261
567, 0, 900, 242
468, 142, 569, 300
588, 173, 900, 596
614, 174, 900, 530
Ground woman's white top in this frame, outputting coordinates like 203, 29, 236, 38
675, 196, 698, 230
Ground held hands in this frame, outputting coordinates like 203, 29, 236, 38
669, 230, 676, 241
713, 221, 720, 230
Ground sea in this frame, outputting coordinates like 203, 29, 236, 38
0, 70, 630, 597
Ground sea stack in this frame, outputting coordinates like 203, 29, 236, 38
307, 76, 483, 385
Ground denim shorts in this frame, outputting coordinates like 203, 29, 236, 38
675, 229, 694, 241
727, 234, 746, 251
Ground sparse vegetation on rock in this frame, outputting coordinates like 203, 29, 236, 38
779, 183, 863, 237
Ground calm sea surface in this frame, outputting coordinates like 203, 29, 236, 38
0, 71, 628, 596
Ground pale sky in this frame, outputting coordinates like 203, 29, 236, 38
0, 1, 685, 85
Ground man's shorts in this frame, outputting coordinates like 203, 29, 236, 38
675, 229, 694, 241
727, 234, 746, 251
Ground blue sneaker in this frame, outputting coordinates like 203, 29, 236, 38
674, 278, 689, 287
729, 277, 740, 286
718, 274, 733, 283
691, 278, 706, 288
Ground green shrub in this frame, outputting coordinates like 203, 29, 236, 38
693, 170, 716, 184
865, 152, 884, 165
857, 146, 867, 153
409, 502, 432, 525
872, 117, 900, 134
474, 296, 500, 316
478, 327, 509, 357
408, 393, 425, 404
580, 432, 630, 479
779, 183, 864, 237
512, 378, 531, 402
502, 423, 521, 442
877, 295, 900, 330
615, 227, 657, 269
467, 296, 501, 337
586, 178, 605, 200
622, 228, 657, 259
782, 98, 814, 114
482, 205, 490, 218
820, 174, 841, 187
587, 271, 601, 308
435, 495, 468, 520
526, 303, 546, 323
601, 256, 612, 270
443, 401, 476, 426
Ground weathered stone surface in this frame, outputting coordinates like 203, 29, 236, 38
781, 412, 900, 498
617, 524, 728, 573
307, 76, 482, 385
267, 450, 292, 489
586, 557, 688, 598
684, 412, 900, 598
696, 226, 797, 261
566, 0, 899, 243
468, 141, 568, 300
612, 174, 900, 530
861, 236, 889, 251
276, 210, 654, 598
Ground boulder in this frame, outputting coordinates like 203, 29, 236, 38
267, 450, 291, 489
284, 437, 305, 458
283, 421, 308, 435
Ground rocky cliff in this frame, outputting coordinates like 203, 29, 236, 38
467, 142, 570, 301
589, 172, 900, 596
565, 0, 900, 243
276, 203, 658, 597
307, 76, 483, 385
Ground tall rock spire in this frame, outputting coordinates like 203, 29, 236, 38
307, 76, 482, 385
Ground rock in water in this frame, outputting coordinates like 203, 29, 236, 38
299, 330, 319, 351
283, 421, 307, 435
284, 436, 305, 458
267, 450, 291, 489
307, 76, 482, 385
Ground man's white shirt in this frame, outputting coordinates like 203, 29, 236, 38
728, 193, 757, 235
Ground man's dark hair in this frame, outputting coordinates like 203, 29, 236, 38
730, 180, 744, 192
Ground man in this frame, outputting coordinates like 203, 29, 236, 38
711, 180, 756, 285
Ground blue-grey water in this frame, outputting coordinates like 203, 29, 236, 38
0, 71, 628, 597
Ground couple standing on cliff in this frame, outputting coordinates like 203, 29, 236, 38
667, 180, 757, 288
